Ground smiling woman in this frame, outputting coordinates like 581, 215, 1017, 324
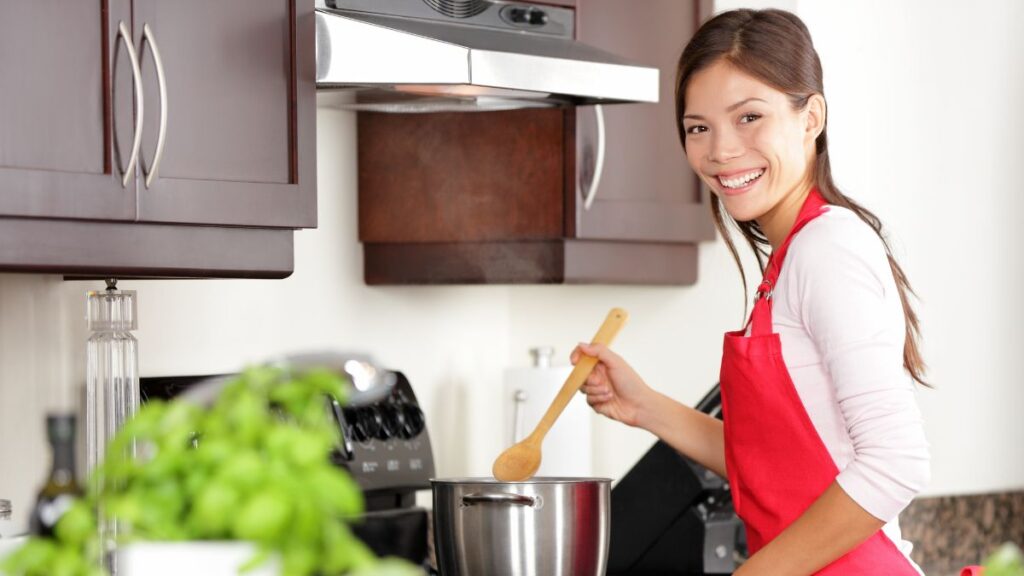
674, 11, 926, 386
572, 7, 933, 576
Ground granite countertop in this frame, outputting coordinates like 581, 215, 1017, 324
900, 490, 1024, 575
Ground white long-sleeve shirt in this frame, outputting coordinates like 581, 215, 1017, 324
763, 204, 931, 567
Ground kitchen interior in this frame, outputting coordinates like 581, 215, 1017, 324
1, 0, 1023, 575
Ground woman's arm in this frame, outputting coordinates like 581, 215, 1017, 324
572, 343, 727, 477
635, 389, 727, 478
735, 482, 884, 575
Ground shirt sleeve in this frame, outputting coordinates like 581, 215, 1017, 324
791, 213, 931, 522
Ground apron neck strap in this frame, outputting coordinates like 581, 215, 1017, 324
750, 188, 829, 337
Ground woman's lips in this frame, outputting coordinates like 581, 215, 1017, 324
715, 168, 766, 196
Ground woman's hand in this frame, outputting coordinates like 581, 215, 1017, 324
571, 343, 653, 428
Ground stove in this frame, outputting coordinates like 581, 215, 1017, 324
328, 371, 435, 568
140, 367, 436, 571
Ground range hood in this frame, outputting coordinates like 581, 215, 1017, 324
315, 0, 660, 112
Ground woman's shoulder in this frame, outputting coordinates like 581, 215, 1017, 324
786, 204, 893, 283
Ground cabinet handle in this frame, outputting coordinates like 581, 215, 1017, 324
582, 104, 606, 211
117, 21, 144, 188
141, 23, 168, 189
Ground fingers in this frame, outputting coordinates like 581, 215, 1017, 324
576, 349, 610, 396
576, 363, 606, 392
575, 342, 621, 366
580, 381, 610, 396
580, 365, 612, 400
584, 386, 614, 407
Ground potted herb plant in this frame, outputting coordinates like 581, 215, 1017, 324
2, 365, 422, 576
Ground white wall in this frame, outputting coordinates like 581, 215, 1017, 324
1, 0, 1022, 534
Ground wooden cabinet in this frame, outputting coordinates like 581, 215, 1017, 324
571, 0, 712, 244
0, 0, 135, 222
357, 0, 713, 285
0, 0, 315, 278
132, 0, 316, 228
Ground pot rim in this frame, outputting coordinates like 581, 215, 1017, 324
430, 477, 612, 485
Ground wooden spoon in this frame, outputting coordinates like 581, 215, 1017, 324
492, 308, 629, 482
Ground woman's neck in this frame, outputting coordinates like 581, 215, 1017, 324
759, 180, 815, 251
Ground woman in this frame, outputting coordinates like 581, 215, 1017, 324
572, 9, 931, 575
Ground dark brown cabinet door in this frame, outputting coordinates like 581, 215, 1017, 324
571, 0, 714, 243
0, 0, 136, 221
132, 0, 316, 228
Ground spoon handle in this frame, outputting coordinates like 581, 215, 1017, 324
530, 308, 628, 442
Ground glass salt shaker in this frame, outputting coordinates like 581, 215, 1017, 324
85, 279, 139, 475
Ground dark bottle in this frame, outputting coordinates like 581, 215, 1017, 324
29, 414, 82, 537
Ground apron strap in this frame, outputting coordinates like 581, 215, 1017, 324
749, 188, 829, 337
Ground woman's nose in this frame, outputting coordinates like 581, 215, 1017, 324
708, 130, 744, 163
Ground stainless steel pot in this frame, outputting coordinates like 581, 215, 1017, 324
432, 477, 611, 576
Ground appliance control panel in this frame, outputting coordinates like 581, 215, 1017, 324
329, 371, 435, 494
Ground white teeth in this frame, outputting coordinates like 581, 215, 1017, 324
718, 169, 765, 189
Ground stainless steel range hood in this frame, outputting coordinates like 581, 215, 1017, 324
315, 0, 660, 112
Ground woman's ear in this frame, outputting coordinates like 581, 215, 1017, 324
805, 94, 827, 141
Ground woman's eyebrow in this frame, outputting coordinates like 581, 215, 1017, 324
684, 97, 769, 120
726, 97, 768, 111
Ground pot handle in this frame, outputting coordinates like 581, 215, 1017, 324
462, 492, 537, 507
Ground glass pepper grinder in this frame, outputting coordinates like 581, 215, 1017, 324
85, 278, 139, 475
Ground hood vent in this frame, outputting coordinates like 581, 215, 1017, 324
315, 0, 660, 112
423, 0, 490, 18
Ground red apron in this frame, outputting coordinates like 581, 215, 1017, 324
719, 188, 918, 574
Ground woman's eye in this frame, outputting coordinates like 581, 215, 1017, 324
739, 113, 761, 124
685, 125, 708, 135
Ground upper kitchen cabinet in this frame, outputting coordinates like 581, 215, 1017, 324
0, 1, 136, 221
132, 0, 316, 228
0, 0, 315, 229
570, 0, 713, 245
355, 0, 714, 285
0, 0, 315, 279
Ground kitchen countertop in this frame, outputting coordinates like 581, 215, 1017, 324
901, 489, 1024, 575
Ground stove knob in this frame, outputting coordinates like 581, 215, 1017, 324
400, 404, 425, 439
336, 407, 357, 457
378, 405, 402, 440
354, 407, 382, 442
342, 407, 367, 443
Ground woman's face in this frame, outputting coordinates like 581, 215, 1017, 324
681, 59, 821, 224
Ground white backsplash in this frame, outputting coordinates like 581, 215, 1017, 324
0, 275, 80, 535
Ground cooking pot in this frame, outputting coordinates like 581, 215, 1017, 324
432, 477, 611, 576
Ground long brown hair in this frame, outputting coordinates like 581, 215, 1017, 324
675, 9, 928, 386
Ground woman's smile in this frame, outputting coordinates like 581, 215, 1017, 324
715, 167, 767, 195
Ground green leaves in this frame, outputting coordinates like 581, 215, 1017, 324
233, 488, 292, 544
0, 535, 99, 576
985, 543, 1024, 576
2, 365, 417, 576
52, 501, 95, 546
